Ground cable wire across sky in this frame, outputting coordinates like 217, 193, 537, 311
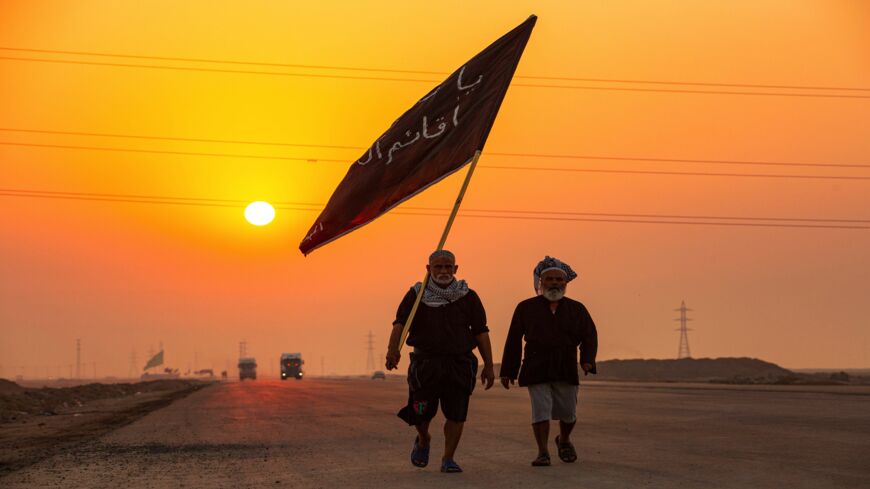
2, 127, 868, 170
2, 139, 869, 181
2, 188, 869, 230
2, 47, 870, 99
4, 46, 870, 92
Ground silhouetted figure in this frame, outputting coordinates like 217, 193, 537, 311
500, 256, 598, 466
385, 250, 495, 473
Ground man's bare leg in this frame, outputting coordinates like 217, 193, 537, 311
443, 420, 464, 461
416, 419, 432, 447
559, 420, 575, 444
532, 421, 549, 456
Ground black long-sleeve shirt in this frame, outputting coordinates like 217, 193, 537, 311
500, 295, 598, 386
394, 288, 489, 355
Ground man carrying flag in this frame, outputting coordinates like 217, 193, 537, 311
298, 13, 536, 473
386, 250, 494, 473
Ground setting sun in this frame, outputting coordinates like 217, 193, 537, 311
244, 201, 275, 226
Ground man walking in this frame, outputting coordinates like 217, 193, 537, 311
500, 256, 598, 466
386, 250, 495, 473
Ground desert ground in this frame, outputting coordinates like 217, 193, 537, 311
2, 378, 869, 488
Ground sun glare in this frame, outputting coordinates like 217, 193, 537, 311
244, 201, 275, 226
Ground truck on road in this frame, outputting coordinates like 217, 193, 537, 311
280, 353, 304, 380
238, 357, 257, 380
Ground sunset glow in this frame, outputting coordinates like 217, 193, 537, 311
0, 1, 868, 377
244, 202, 275, 226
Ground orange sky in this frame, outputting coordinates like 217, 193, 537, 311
1, 0, 869, 378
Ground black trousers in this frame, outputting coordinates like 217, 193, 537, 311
397, 351, 478, 425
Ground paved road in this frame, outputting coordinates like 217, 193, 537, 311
4, 378, 869, 488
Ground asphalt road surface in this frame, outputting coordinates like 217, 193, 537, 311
4, 378, 869, 488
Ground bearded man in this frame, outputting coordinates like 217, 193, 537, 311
500, 256, 598, 466
385, 250, 495, 473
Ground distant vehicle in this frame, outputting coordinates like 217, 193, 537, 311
193, 369, 214, 378
238, 357, 257, 380
280, 353, 304, 380
141, 367, 180, 381
371, 371, 386, 380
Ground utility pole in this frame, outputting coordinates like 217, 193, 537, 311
674, 300, 693, 359
365, 331, 376, 373
76, 339, 81, 379
239, 341, 247, 358
129, 350, 138, 379
321, 356, 324, 377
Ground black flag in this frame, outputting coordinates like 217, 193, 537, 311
300, 15, 536, 255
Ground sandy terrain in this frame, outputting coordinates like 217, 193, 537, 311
2, 378, 869, 488
0, 380, 208, 475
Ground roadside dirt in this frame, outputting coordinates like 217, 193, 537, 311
0, 380, 211, 476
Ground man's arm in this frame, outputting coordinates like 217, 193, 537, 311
475, 332, 495, 389
385, 322, 403, 370
386, 289, 415, 370
579, 306, 598, 375
499, 306, 524, 389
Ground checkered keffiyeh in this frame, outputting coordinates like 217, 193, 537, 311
533, 256, 577, 293
413, 279, 469, 307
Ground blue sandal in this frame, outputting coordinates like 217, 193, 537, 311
440, 459, 463, 473
411, 436, 429, 467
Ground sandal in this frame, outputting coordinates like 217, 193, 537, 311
555, 435, 577, 463
440, 459, 463, 473
531, 453, 551, 466
411, 436, 429, 467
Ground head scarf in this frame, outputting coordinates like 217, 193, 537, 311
533, 256, 577, 294
413, 278, 469, 307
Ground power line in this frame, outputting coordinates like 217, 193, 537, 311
2, 188, 869, 230
481, 165, 870, 181
1, 188, 251, 204
3, 46, 869, 93
3, 54, 869, 99
0, 55, 440, 83
514, 83, 870, 99
0, 190, 244, 208
401, 205, 870, 224
0, 127, 364, 151
2, 141, 868, 181
2, 127, 868, 169
396, 210, 870, 230
0, 141, 345, 163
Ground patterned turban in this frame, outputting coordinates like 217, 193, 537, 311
533, 256, 577, 293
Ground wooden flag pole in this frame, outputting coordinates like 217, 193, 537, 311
398, 150, 483, 350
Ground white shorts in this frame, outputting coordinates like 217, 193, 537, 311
528, 381, 578, 424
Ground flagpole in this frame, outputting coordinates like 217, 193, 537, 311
398, 150, 483, 350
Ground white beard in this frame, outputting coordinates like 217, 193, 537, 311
542, 288, 565, 301
432, 274, 454, 286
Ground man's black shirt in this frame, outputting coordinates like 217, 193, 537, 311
500, 295, 598, 386
394, 287, 488, 355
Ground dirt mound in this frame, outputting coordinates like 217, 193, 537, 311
0, 379, 207, 422
0, 379, 25, 395
595, 357, 793, 382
